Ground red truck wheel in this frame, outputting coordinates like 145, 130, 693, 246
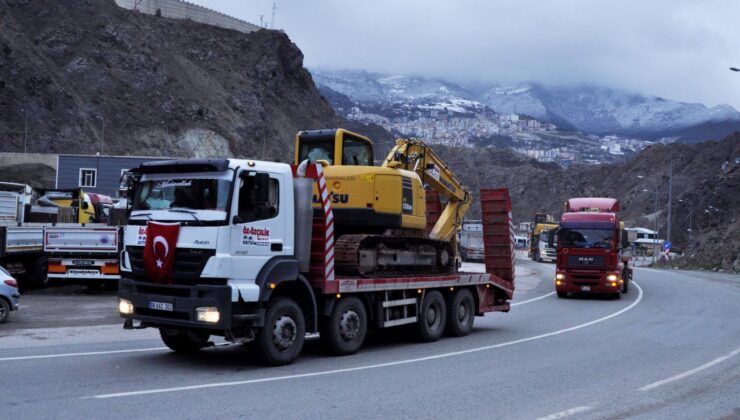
415, 290, 447, 342
321, 296, 367, 356
445, 288, 475, 337
255, 297, 305, 366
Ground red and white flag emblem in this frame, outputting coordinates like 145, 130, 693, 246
143, 222, 180, 284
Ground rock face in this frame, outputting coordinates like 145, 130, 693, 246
0, 0, 339, 161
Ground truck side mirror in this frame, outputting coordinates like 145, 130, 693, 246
621, 231, 630, 249
547, 230, 555, 248
81, 201, 89, 210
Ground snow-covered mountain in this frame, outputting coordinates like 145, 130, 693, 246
480, 84, 740, 139
311, 68, 740, 142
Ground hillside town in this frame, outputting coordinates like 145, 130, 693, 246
344, 104, 656, 166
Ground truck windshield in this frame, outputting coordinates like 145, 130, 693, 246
559, 228, 614, 249
132, 178, 231, 213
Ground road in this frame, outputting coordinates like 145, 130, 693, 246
1, 259, 739, 419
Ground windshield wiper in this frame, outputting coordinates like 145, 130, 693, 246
167, 208, 204, 225
131, 212, 153, 221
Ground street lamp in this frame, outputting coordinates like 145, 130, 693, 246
677, 199, 693, 253
95, 115, 105, 155
642, 187, 659, 264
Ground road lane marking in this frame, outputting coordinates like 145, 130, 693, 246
0, 347, 167, 362
535, 405, 592, 420
86, 283, 643, 399
511, 291, 556, 306
638, 346, 740, 391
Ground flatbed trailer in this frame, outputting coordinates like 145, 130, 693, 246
118, 160, 515, 365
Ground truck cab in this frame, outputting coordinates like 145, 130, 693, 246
118, 159, 315, 361
553, 198, 632, 299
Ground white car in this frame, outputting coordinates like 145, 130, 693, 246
0, 266, 20, 323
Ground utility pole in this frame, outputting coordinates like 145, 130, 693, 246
666, 154, 673, 243
24, 109, 28, 153
271, 2, 276, 29
653, 186, 658, 264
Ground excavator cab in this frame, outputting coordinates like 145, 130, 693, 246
295, 129, 373, 167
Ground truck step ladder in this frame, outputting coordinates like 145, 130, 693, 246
381, 290, 418, 327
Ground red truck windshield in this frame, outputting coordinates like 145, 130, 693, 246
559, 227, 615, 249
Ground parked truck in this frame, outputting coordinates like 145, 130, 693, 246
529, 213, 558, 262
0, 182, 123, 288
459, 220, 484, 261
44, 226, 121, 284
552, 197, 633, 299
118, 158, 516, 365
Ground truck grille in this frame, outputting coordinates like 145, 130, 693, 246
126, 246, 215, 285
567, 255, 605, 268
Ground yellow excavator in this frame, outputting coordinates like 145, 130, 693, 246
294, 129, 471, 276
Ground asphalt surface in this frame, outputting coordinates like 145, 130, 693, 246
1, 258, 739, 419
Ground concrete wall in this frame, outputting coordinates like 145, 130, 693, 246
114, 0, 261, 33
0, 153, 58, 170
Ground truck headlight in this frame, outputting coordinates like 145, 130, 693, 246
196, 307, 220, 323
606, 274, 618, 282
118, 298, 134, 315
556, 273, 565, 280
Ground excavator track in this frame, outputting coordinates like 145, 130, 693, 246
335, 234, 456, 278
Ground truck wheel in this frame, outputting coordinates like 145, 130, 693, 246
26, 256, 49, 289
557, 291, 567, 298
321, 296, 367, 355
445, 288, 475, 337
415, 290, 447, 342
622, 279, 629, 294
0, 298, 10, 323
256, 297, 305, 366
159, 328, 210, 353
611, 292, 622, 300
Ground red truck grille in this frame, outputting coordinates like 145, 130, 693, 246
567, 255, 605, 268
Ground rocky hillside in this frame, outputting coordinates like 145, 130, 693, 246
0, 0, 339, 161
433, 133, 739, 271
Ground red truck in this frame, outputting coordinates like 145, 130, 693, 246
552, 197, 632, 299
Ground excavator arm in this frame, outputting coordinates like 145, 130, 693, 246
382, 138, 471, 242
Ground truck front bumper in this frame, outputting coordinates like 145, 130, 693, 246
118, 278, 262, 331
554, 272, 623, 294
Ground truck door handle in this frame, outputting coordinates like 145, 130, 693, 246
270, 242, 283, 252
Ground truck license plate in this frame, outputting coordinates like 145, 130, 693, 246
73, 260, 95, 266
581, 286, 591, 291
68, 269, 100, 276
148, 301, 174, 312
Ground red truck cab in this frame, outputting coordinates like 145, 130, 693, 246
553, 198, 632, 299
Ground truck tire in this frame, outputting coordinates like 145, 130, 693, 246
321, 296, 367, 355
415, 290, 447, 342
26, 256, 49, 289
445, 288, 475, 337
557, 291, 567, 298
159, 328, 210, 353
0, 298, 10, 323
622, 270, 630, 294
611, 292, 622, 300
255, 297, 305, 366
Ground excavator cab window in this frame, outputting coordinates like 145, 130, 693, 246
298, 139, 334, 165
341, 138, 373, 166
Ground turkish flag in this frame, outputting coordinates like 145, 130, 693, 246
143, 222, 180, 284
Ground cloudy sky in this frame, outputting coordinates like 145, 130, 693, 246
192, 0, 740, 109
